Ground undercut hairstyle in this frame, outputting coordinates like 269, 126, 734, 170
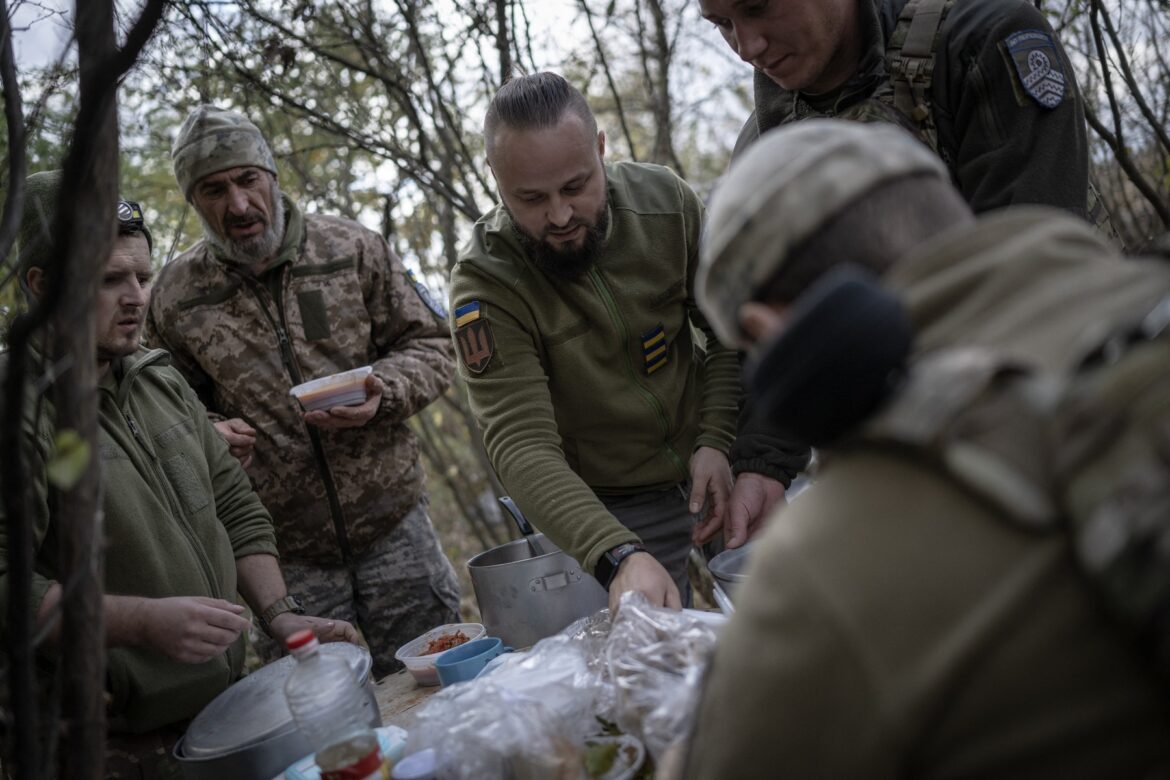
756, 175, 974, 306
484, 72, 597, 163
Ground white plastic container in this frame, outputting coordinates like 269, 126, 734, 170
393, 623, 485, 686
284, 630, 377, 757
289, 366, 373, 412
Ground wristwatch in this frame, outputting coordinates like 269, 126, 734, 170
259, 594, 305, 634
594, 542, 648, 590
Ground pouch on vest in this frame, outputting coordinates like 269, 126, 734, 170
854, 295, 1170, 677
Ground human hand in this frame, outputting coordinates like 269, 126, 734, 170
214, 418, 256, 468
303, 375, 386, 429
268, 613, 360, 647
688, 446, 733, 546
726, 472, 787, 548
137, 596, 251, 664
607, 552, 681, 614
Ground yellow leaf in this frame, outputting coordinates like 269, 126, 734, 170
47, 429, 92, 490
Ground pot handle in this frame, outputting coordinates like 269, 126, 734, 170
499, 495, 536, 536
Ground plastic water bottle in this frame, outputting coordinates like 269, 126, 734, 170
284, 629, 382, 773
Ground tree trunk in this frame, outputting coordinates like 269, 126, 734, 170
53, 0, 120, 775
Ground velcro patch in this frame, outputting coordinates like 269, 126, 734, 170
1003, 29, 1066, 109
642, 323, 668, 375
455, 301, 494, 374
407, 268, 448, 321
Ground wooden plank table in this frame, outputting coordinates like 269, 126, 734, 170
374, 670, 440, 730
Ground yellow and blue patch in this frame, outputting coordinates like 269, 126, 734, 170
642, 324, 668, 375
454, 300, 494, 374
455, 301, 482, 327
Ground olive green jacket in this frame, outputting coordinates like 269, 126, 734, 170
686, 211, 1170, 778
0, 347, 278, 733
449, 162, 740, 575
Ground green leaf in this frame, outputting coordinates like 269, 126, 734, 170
585, 741, 619, 778
47, 430, 92, 490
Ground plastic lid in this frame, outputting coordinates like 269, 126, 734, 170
391, 748, 437, 780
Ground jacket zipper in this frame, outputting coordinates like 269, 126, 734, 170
587, 267, 689, 479
240, 269, 354, 563
119, 396, 220, 600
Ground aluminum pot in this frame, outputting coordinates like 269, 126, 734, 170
468, 533, 608, 648
707, 541, 754, 602
173, 642, 380, 780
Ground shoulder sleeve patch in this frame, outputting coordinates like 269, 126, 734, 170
407, 268, 448, 321
1001, 29, 1067, 109
454, 301, 494, 374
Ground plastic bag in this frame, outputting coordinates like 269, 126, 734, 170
403, 595, 721, 777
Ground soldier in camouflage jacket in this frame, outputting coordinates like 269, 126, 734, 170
146, 106, 459, 676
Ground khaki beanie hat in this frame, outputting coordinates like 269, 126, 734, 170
16, 170, 153, 280
172, 105, 277, 199
697, 119, 949, 347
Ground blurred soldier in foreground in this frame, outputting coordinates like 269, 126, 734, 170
685, 120, 1170, 778
0, 172, 356, 777
146, 106, 459, 677
450, 73, 808, 613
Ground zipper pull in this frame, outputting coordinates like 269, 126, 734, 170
125, 415, 146, 448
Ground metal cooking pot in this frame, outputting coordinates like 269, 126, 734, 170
708, 541, 754, 602
173, 642, 379, 780
468, 532, 608, 648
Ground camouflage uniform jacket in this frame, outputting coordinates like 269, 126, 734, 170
146, 197, 453, 566
736, 0, 1091, 218
449, 162, 741, 576
0, 347, 278, 733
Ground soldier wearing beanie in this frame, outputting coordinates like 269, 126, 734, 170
683, 120, 1170, 778
1, 171, 355, 777
145, 105, 461, 677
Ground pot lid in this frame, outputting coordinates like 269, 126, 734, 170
182, 642, 372, 757
708, 541, 755, 584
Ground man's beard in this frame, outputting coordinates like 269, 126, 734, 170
201, 177, 286, 271
510, 199, 609, 283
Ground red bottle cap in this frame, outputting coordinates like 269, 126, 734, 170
285, 628, 316, 651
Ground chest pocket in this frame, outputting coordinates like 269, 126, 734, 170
153, 418, 211, 517
297, 289, 330, 341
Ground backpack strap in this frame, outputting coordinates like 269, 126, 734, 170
886, 0, 954, 158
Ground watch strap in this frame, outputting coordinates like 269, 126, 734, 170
259, 595, 305, 632
595, 542, 648, 590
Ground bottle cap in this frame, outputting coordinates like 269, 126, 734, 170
286, 628, 317, 652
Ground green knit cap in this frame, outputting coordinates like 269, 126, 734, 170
17, 170, 154, 280
172, 105, 277, 199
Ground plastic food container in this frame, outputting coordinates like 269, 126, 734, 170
394, 623, 485, 686
289, 366, 373, 412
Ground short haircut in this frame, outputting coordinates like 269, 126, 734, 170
756, 175, 972, 306
483, 72, 597, 162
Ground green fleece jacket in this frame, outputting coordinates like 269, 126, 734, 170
449, 162, 741, 575
0, 347, 278, 733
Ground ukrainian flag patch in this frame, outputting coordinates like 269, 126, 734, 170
454, 301, 482, 327
642, 323, 668, 375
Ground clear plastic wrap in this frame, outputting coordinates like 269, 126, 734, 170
401, 594, 721, 778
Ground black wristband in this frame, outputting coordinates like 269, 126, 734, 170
594, 542, 648, 590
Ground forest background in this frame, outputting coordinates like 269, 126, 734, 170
0, 0, 1167, 775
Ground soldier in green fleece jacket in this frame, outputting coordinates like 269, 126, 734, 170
0, 172, 357, 777
450, 73, 747, 611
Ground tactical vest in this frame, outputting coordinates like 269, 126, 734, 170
790, 0, 1119, 243
854, 294, 1170, 675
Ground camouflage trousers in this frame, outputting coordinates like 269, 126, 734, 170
255, 501, 461, 679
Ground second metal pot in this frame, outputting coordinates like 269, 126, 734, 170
468, 533, 608, 648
